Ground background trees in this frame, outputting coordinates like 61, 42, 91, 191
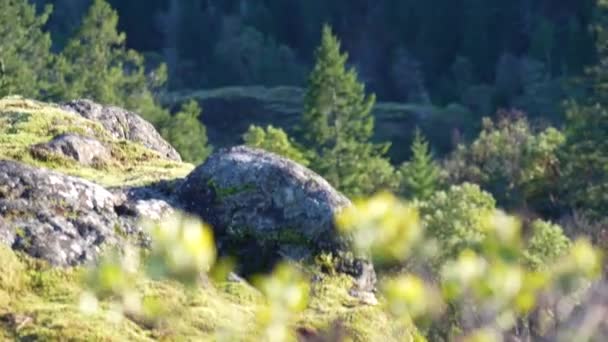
558, 0, 608, 218
31, 0, 596, 107
49, 0, 168, 126
0, 0, 53, 98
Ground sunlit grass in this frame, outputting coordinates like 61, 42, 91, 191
0, 96, 193, 187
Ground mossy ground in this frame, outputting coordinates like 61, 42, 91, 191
0, 96, 193, 187
0, 245, 420, 341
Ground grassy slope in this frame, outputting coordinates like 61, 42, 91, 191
0, 246, 420, 341
0, 96, 422, 340
0, 96, 193, 187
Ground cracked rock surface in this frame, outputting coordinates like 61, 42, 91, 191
0, 160, 174, 266
62, 99, 182, 161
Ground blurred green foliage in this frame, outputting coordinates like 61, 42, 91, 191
336, 191, 602, 340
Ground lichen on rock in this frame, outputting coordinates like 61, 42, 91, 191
0, 160, 179, 266
176, 146, 376, 291
177, 146, 350, 252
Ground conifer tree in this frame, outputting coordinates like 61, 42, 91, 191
0, 0, 53, 98
303, 25, 375, 147
50, 0, 211, 164
399, 129, 441, 200
161, 100, 212, 165
51, 0, 169, 126
302, 25, 395, 197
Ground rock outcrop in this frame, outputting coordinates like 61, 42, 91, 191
30, 133, 111, 167
0, 160, 123, 266
0, 160, 176, 266
1, 97, 377, 290
62, 99, 181, 161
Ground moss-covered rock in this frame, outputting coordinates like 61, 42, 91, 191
177, 146, 353, 268
0, 96, 193, 187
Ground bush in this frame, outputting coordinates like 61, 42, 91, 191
242, 125, 310, 166
419, 183, 496, 264
524, 220, 571, 269
445, 112, 564, 213
161, 100, 212, 164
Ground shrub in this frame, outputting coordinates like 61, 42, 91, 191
445, 112, 564, 213
242, 125, 310, 166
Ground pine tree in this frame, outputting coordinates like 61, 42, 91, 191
161, 100, 212, 164
303, 25, 375, 147
0, 0, 53, 98
50, 0, 212, 164
399, 129, 441, 200
302, 25, 395, 197
50, 0, 169, 126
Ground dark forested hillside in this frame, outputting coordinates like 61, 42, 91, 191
34, 0, 596, 105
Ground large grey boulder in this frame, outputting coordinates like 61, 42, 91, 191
62, 99, 181, 161
30, 133, 111, 167
176, 146, 353, 268
0, 160, 176, 266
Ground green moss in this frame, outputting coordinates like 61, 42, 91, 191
226, 226, 313, 249
0, 245, 421, 341
299, 275, 423, 341
206, 179, 257, 200
0, 96, 194, 187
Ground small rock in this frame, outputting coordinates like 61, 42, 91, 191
30, 133, 110, 167
337, 255, 377, 293
348, 289, 379, 306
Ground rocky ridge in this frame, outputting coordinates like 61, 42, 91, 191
0, 96, 374, 289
